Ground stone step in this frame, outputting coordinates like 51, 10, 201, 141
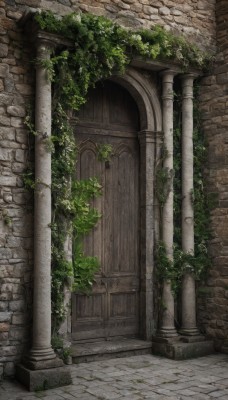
152, 339, 215, 360
72, 339, 152, 363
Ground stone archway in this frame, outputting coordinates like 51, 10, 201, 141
16, 13, 214, 391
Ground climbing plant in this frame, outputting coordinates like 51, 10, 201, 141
30, 10, 212, 328
155, 83, 213, 296
173, 84, 213, 282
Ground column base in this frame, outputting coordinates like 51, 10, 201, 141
179, 327, 200, 336
16, 364, 72, 392
156, 327, 179, 339
22, 346, 64, 370
22, 355, 64, 371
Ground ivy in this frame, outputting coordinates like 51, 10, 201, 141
29, 10, 213, 328
34, 11, 211, 71
172, 83, 212, 288
50, 104, 102, 328
155, 84, 212, 298
97, 144, 113, 163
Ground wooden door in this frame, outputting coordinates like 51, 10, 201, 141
72, 81, 140, 341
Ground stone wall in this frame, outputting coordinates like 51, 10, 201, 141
197, 0, 228, 350
78, 0, 216, 49
0, 0, 217, 377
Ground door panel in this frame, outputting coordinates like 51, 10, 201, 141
72, 81, 140, 341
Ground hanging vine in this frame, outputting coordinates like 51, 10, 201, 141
27, 10, 213, 328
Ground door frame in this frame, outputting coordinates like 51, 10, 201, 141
111, 68, 162, 340
69, 67, 162, 341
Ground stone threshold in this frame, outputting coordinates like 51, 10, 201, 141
72, 338, 152, 363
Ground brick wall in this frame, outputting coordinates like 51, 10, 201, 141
0, 0, 217, 376
198, 0, 228, 350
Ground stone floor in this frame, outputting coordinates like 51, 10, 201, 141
0, 353, 228, 400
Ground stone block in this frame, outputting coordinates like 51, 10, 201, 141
152, 339, 215, 360
16, 364, 72, 391
6, 236, 20, 248
16, 129, 28, 144
12, 313, 27, 325
15, 84, 33, 96
0, 312, 12, 322
3, 193, 12, 203
0, 148, 13, 161
0, 302, 8, 312
143, 6, 158, 15
0, 331, 9, 342
0, 176, 16, 187
9, 300, 25, 312
0, 64, 9, 78
11, 117, 24, 128
7, 106, 26, 117
159, 7, 170, 15
9, 327, 28, 341
0, 44, 8, 58
0, 345, 23, 357
0, 323, 10, 332
14, 149, 25, 163
0, 127, 15, 141
0, 248, 12, 259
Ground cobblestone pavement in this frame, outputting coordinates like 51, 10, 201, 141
0, 353, 228, 400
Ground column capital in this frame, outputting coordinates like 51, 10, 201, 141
180, 72, 199, 81
36, 38, 55, 60
161, 70, 177, 101
160, 69, 178, 81
181, 74, 196, 99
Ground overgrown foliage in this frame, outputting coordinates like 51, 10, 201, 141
51, 105, 102, 327
155, 84, 212, 295
31, 10, 212, 327
173, 84, 212, 280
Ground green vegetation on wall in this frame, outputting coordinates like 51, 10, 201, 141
31, 10, 212, 328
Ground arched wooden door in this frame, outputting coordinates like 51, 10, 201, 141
72, 81, 140, 341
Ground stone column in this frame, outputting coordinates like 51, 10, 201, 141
159, 71, 177, 338
16, 32, 71, 390
138, 130, 155, 340
181, 74, 199, 336
27, 39, 59, 366
16, 35, 71, 392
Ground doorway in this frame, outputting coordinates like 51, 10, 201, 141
72, 81, 141, 342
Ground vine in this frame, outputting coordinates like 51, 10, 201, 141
173, 84, 213, 282
50, 104, 102, 328
97, 144, 113, 163
29, 10, 213, 329
155, 83, 213, 297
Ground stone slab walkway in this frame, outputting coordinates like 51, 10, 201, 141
0, 353, 228, 400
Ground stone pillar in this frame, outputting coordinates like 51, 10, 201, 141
29, 40, 58, 365
138, 131, 155, 340
16, 39, 71, 390
181, 74, 199, 336
159, 71, 177, 338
